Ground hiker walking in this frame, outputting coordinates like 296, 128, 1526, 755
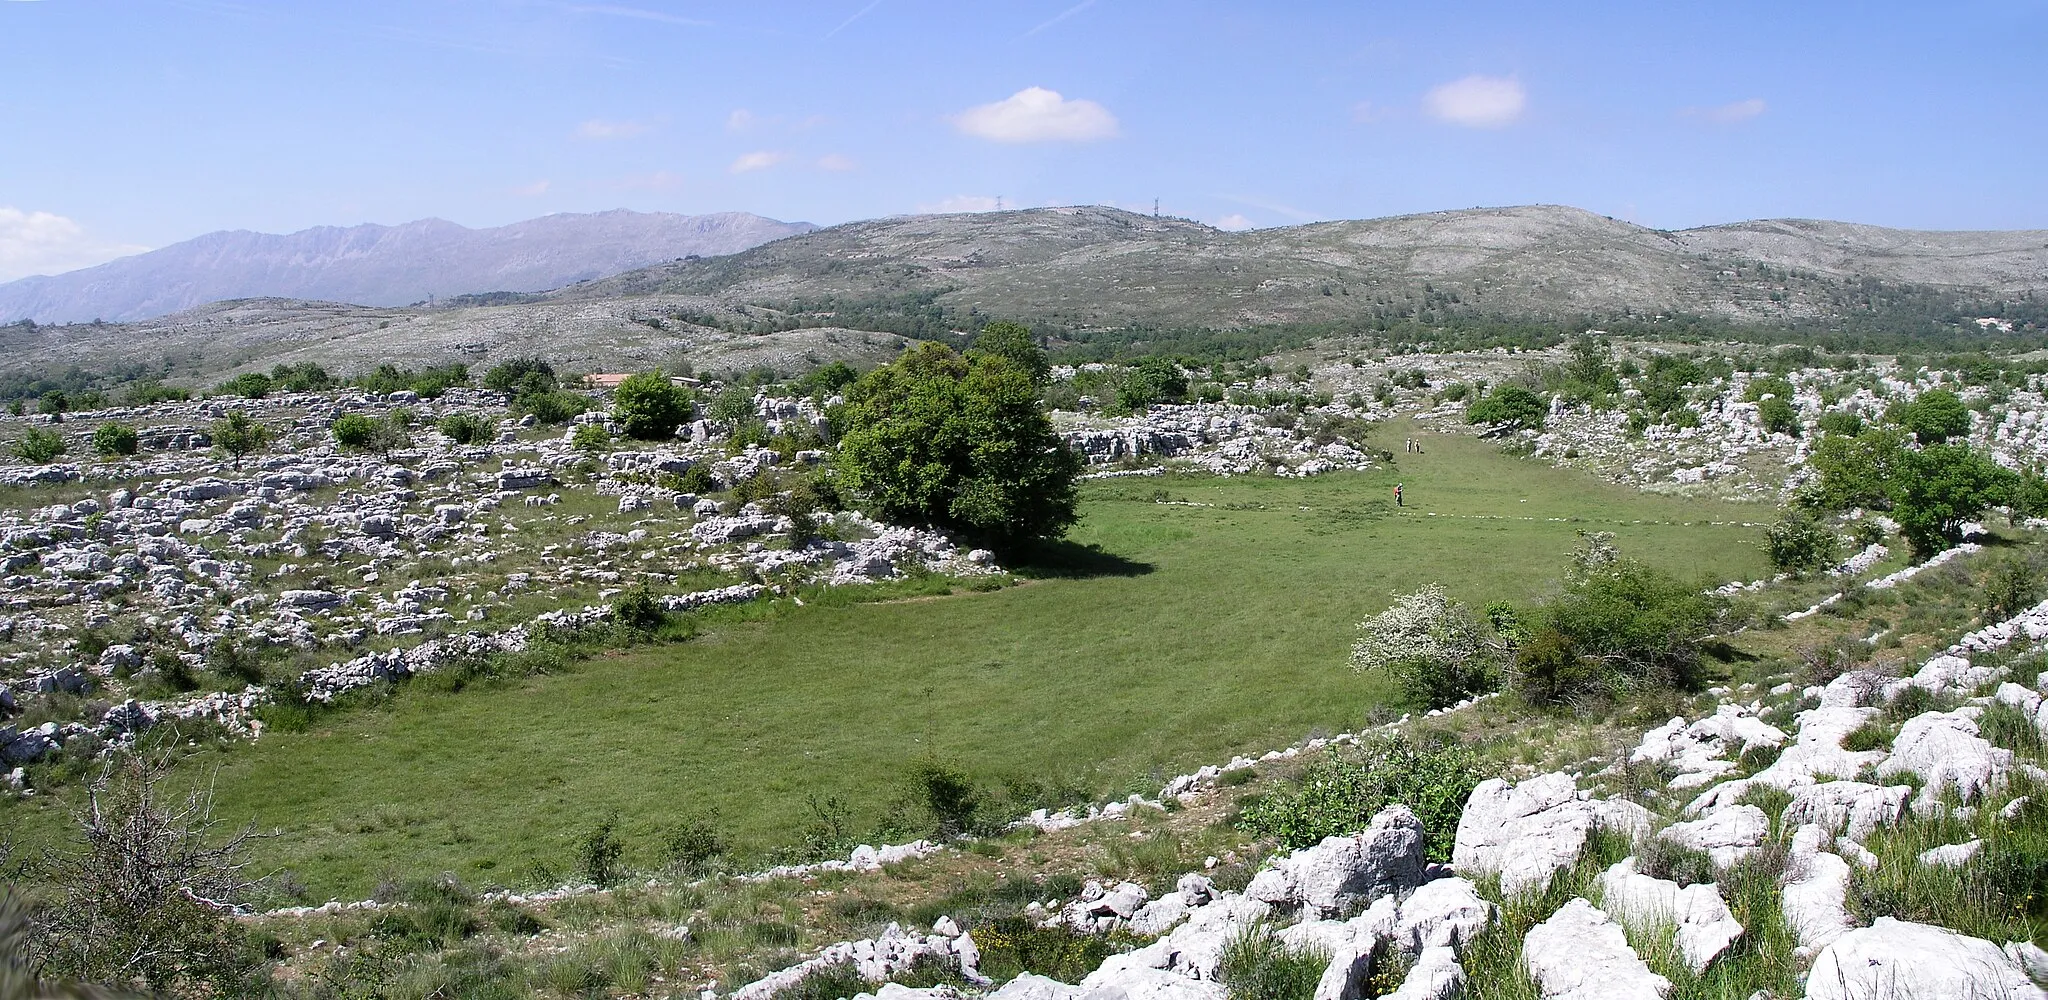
1394, 483, 1403, 507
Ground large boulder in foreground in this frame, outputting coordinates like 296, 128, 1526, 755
1522, 898, 1671, 1000
1247, 805, 1427, 918
1805, 917, 2046, 1000
1453, 773, 1652, 895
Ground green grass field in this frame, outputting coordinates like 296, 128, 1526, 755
3, 426, 1772, 899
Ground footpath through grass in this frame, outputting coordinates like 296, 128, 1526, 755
16, 427, 1770, 898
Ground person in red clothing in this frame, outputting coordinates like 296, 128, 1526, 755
1394, 483, 1403, 507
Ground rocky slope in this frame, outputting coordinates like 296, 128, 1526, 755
0, 209, 816, 324
564, 204, 2048, 329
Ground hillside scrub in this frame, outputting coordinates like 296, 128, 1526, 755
1236, 733, 1488, 863
1514, 552, 1725, 705
1351, 584, 1501, 710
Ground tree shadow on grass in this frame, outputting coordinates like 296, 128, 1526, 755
1007, 539, 1155, 580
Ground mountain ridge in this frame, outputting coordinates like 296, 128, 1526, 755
0, 209, 818, 324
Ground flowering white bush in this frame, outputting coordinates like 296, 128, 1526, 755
1352, 584, 1495, 709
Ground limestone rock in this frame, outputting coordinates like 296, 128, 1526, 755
1521, 898, 1671, 1000
1596, 858, 1743, 973
1247, 805, 1427, 918
1782, 825, 1857, 951
1878, 709, 2013, 807
1807, 917, 2046, 1000
1383, 946, 1464, 1000
1783, 781, 1911, 841
1393, 876, 1494, 954
1657, 804, 1768, 868
1453, 773, 1652, 895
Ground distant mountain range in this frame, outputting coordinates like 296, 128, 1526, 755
3, 205, 2043, 384
0, 210, 817, 324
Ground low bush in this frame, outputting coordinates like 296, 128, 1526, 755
577, 813, 627, 888
1236, 733, 1488, 862
91, 420, 139, 457
1762, 510, 1840, 576
907, 758, 983, 838
769, 963, 873, 1000
13, 425, 64, 463
971, 918, 1117, 984
1216, 924, 1328, 1000
438, 412, 492, 445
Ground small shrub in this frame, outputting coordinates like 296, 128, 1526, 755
1982, 555, 2043, 622
577, 813, 627, 888
1762, 510, 1841, 577
610, 586, 666, 633
908, 758, 982, 838
331, 413, 379, 449
1351, 585, 1500, 711
572, 422, 612, 454
1236, 733, 1487, 863
971, 918, 1115, 984
1216, 924, 1328, 1000
13, 425, 65, 464
91, 421, 139, 457
660, 815, 727, 876
1842, 718, 1895, 753
519, 389, 589, 424
1979, 702, 2042, 757
892, 954, 970, 990
438, 412, 492, 445
1636, 837, 1717, 888
770, 963, 873, 1000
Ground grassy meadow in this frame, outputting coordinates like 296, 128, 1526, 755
4, 425, 1772, 899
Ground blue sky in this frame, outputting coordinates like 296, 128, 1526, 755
1, 0, 2044, 280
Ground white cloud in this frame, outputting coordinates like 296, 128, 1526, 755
510, 180, 551, 197
1423, 75, 1526, 128
0, 207, 149, 282
575, 118, 652, 140
916, 195, 1002, 214
1689, 97, 1767, 124
816, 153, 858, 172
953, 86, 1119, 143
726, 108, 758, 131
1213, 213, 1256, 232
729, 151, 787, 173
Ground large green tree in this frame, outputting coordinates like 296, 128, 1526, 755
1466, 385, 1547, 432
835, 342, 1081, 549
1896, 388, 1972, 444
1891, 443, 2015, 556
612, 370, 693, 440
968, 321, 1050, 384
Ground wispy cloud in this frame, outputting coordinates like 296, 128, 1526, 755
1423, 74, 1526, 128
1350, 100, 1395, 124
953, 87, 1119, 143
729, 151, 787, 173
575, 118, 653, 140
1685, 97, 1767, 124
727, 108, 759, 131
564, 4, 712, 27
816, 153, 858, 172
1025, 0, 1097, 37
0, 207, 150, 283
509, 180, 552, 197
1213, 213, 1256, 232
824, 0, 882, 39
